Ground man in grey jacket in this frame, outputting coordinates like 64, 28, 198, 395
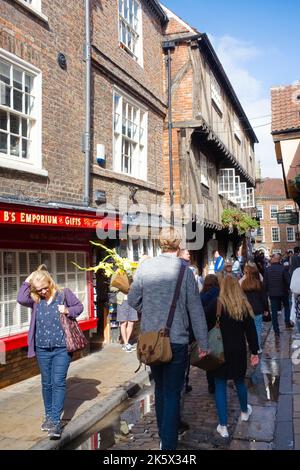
128, 228, 208, 450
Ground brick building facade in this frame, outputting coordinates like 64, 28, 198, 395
254, 178, 298, 256
161, 6, 257, 273
0, 0, 167, 388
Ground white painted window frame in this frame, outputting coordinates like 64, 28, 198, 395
218, 168, 235, 195
0, 49, 46, 176
256, 227, 265, 242
286, 226, 295, 242
270, 205, 278, 220
113, 87, 148, 181
118, 0, 143, 66
271, 226, 280, 243
12, 0, 48, 22
256, 205, 264, 220
241, 187, 255, 208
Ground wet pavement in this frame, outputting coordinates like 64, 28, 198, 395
0, 311, 298, 450
72, 318, 284, 451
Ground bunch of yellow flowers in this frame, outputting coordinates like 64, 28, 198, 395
72, 241, 138, 278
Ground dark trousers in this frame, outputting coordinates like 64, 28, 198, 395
270, 296, 290, 334
36, 347, 72, 424
151, 343, 188, 450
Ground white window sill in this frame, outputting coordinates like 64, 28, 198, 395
13, 0, 49, 23
0, 159, 48, 177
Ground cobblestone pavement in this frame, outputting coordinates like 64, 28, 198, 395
109, 320, 279, 451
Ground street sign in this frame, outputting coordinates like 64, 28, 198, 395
277, 211, 299, 225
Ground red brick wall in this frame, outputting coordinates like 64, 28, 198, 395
256, 198, 297, 255
0, 0, 86, 204
0, 335, 90, 390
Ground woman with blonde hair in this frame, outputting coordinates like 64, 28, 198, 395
204, 276, 259, 438
17, 265, 83, 440
241, 263, 269, 351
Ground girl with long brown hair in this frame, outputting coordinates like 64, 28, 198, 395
204, 276, 259, 438
241, 263, 269, 351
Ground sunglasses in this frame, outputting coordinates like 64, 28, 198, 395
35, 286, 50, 294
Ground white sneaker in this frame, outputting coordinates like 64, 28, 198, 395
240, 404, 252, 422
216, 424, 229, 438
125, 344, 133, 352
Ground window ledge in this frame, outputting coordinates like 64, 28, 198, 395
92, 164, 164, 194
13, 0, 49, 24
0, 159, 48, 177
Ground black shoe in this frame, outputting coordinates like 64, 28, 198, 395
178, 420, 189, 435
208, 384, 215, 394
185, 384, 192, 393
286, 321, 295, 328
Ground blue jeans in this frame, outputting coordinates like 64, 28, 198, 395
254, 314, 263, 349
150, 343, 188, 450
214, 377, 248, 426
36, 347, 72, 424
270, 296, 291, 334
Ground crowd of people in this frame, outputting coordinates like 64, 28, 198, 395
17, 232, 300, 449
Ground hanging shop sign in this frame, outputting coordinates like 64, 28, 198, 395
276, 211, 299, 225
0, 209, 121, 230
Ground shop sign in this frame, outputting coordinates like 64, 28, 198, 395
0, 210, 121, 230
277, 211, 299, 225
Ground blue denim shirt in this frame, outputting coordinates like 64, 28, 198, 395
35, 292, 66, 348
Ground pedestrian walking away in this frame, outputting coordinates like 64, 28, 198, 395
263, 254, 293, 337
200, 274, 220, 394
128, 227, 208, 451
241, 263, 269, 352
17, 264, 83, 440
204, 276, 259, 438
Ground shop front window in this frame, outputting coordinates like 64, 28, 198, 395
0, 250, 88, 338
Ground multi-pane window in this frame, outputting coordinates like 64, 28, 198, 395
210, 71, 222, 114
256, 205, 263, 219
218, 168, 235, 194
229, 175, 241, 204
271, 227, 280, 242
113, 90, 147, 180
118, 0, 142, 64
287, 227, 295, 242
240, 182, 247, 206
270, 205, 278, 219
285, 205, 293, 212
256, 227, 264, 242
242, 187, 255, 208
0, 52, 40, 168
0, 250, 88, 338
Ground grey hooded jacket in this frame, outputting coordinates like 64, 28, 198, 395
127, 253, 208, 350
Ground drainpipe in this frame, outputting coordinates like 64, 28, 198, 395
163, 42, 175, 226
83, 0, 91, 206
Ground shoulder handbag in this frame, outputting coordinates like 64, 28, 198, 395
135, 263, 186, 372
59, 290, 88, 353
190, 299, 225, 371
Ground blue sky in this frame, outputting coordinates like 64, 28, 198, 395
161, 0, 300, 178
